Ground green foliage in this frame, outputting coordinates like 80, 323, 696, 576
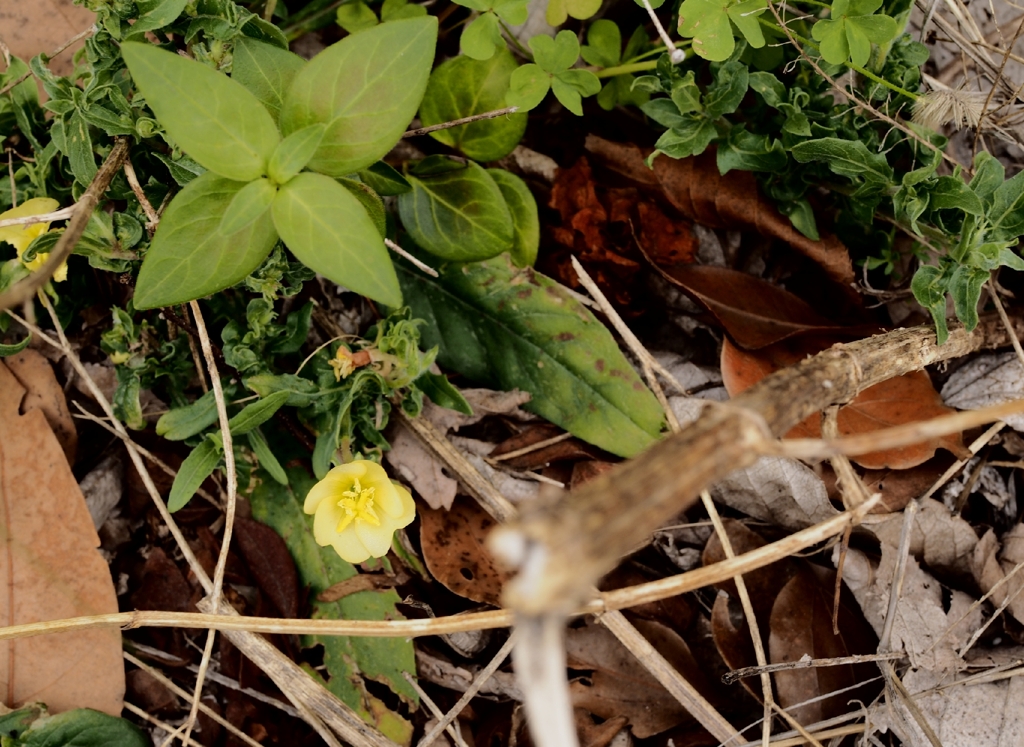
581, 22, 651, 110
418, 49, 526, 161
0, 333, 32, 357
677, 0, 767, 61
0, 708, 149, 747
547, 0, 602, 25
336, 0, 428, 33
232, 37, 306, 122
396, 253, 665, 457
507, 31, 601, 115
488, 169, 540, 267
398, 160, 515, 261
811, 0, 899, 67
457, 0, 529, 60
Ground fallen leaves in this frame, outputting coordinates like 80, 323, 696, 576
942, 352, 1024, 431
0, 353, 123, 715
585, 135, 855, 285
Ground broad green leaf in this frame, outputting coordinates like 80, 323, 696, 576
671, 70, 704, 114
703, 60, 748, 119
21, 709, 149, 747
246, 373, 320, 407
552, 68, 602, 115
493, 0, 530, 24
114, 368, 144, 430
506, 64, 551, 112
156, 389, 218, 440
488, 169, 539, 267
398, 161, 513, 261
247, 428, 289, 485
651, 116, 717, 160
0, 705, 43, 737
790, 137, 894, 182
66, 111, 97, 186
678, 0, 741, 61
970, 151, 1004, 206
417, 371, 473, 414
581, 19, 622, 68
0, 333, 31, 357
531, 30, 580, 73
272, 172, 401, 306
928, 175, 984, 216
419, 48, 526, 161
281, 17, 438, 176
547, 0, 603, 24
811, 0, 898, 67
122, 42, 280, 182
219, 178, 277, 235
127, 0, 190, 38
268, 124, 326, 184
987, 170, 1024, 242
249, 452, 419, 717
339, 178, 388, 238
642, 98, 689, 128
748, 70, 785, 107
154, 152, 206, 186
397, 253, 665, 456
169, 436, 222, 512
336, 1, 380, 32
948, 264, 988, 331
716, 128, 786, 173
461, 11, 503, 60
134, 172, 279, 309
911, 264, 949, 344
382, 0, 429, 21
359, 161, 412, 195
233, 37, 306, 122
226, 390, 291, 435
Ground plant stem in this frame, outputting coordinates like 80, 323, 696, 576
595, 59, 659, 78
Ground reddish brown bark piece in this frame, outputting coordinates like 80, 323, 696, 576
721, 337, 968, 469
0, 360, 122, 714
585, 135, 855, 285
419, 496, 510, 605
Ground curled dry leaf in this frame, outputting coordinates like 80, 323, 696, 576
584, 135, 854, 285
566, 618, 722, 738
4, 349, 77, 463
386, 424, 459, 511
941, 352, 1024, 431
972, 524, 1024, 628
0, 360, 123, 715
419, 496, 510, 605
861, 497, 978, 577
722, 336, 968, 470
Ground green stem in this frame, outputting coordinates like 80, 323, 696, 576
623, 44, 668, 63
595, 59, 659, 78
499, 19, 534, 60
757, 18, 919, 101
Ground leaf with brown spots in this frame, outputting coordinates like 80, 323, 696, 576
585, 135, 854, 285
419, 496, 510, 605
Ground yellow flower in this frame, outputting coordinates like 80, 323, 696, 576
304, 460, 416, 563
0, 198, 67, 282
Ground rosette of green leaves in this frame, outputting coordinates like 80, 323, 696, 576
507, 31, 601, 115
580, 21, 651, 110
454, 0, 529, 60
676, 0, 768, 62
121, 17, 437, 311
811, 0, 898, 68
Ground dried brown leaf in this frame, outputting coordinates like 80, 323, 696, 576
5, 349, 77, 463
0, 0, 95, 78
0, 360, 122, 714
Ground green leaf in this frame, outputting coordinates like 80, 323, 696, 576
790, 137, 894, 182
0, 705, 43, 737
970, 150, 1004, 206
339, 178, 388, 238
671, 70, 704, 114
249, 459, 418, 729
910, 264, 949, 344
948, 264, 988, 331
359, 161, 412, 195
247, 428, 289, 485
157, 389, 218, 440
506, 64, 551, 112
383, 0, 429, 21
531, 30, 580, 73
272, 172, 401, 306
0, 333, 31, 357
552, 68, 602, 116
268, 124, 326, 184
679, 0, 766, 61
461, 11, 503, 60
113, 367, 144, 430
21, 709, 149, 747
134, 172, 280, 309
811, 0, 898, 67
233, 37, 307, 123
748, 70, 784, 106
246, 373, 320, 407
716, 128, 786, 173
488, 169, 539, 267
547, 0, 603, 24
419, 48, 527, 161
986, 169, 1024, 242
581, 19, 622, 67
280, 17, 438, 176
227, 390, 291, 435
66, 111, 97, 186
154, 152, 206, 186
169, 436, 222, 511
336, 1, 380, 32
651, 115, 717, 159
396, 254, 665, 457
398, 161, 513, 261
127, 0, 191, 38
703, 60, 748, 119
219, 177, 277, 235
417, 371, 473, 414
928, 175, 984, 216
122, 42, 281, 182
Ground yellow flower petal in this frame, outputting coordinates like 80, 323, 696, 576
331, 527, 372, 564
0, 198, 60, 255
354, 516, 396, 558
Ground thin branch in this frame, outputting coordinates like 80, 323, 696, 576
123, 702, 204, 747
123, 154, 160, 230
403, 673, 471, 747
0, 138, 129, 311
723, 652, 905, 684
385, 238, 438, 277
403, 107, 519, 138
0, 26, 94, 97
0, 206, 76, 229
